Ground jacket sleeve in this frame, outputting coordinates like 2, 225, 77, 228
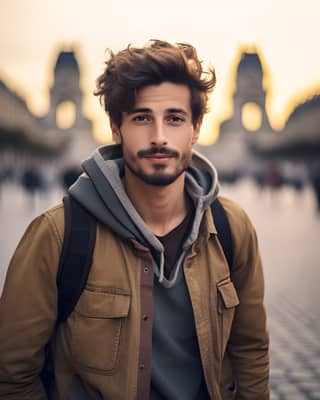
0, 212, 61, 399
228, 206, 270, 399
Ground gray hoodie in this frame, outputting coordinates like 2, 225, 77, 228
69, 143, 219, 288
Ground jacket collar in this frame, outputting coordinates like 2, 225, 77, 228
199, 207, 218, 241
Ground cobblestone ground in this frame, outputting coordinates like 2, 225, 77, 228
1, 180, 320, 399
221, 181, 320, 400
267, 292, 320, 399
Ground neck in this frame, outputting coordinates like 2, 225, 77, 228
124, 168, 188, 236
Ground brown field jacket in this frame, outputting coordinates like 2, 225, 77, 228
0, 196, 269, 399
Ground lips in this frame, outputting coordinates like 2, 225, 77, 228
144, 154, 172, 164
138, 147, 179, 159
144, 153, 172, 159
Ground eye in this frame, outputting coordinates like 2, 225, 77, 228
166, 115, 185, 125
132, 114, 152, 123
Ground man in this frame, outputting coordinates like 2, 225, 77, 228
0, 40, 269, 399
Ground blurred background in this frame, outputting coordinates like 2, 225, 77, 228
0, 1, 319, 398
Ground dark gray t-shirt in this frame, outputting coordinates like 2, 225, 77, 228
150, 208, 210, 400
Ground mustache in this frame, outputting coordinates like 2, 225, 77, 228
137, 147, 179, 158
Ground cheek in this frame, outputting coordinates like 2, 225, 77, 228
181, 133, 196, 149
121, 140, 138, 163
122, 133, 146, 155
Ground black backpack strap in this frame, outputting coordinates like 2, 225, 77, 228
211, 198, 234, 272
57, 195, 97, 322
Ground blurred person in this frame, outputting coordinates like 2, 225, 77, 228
265, 165, 283, 191
0, 166, 14, 203
21, 166, 49, 208
310, 161, 320, 211
21, 168, 44, 195
58, 165, 83, 192
0, 40, 269, 399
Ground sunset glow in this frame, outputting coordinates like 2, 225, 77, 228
0, 0, 319, 145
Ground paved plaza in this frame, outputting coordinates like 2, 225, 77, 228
1, 180, 320, 399
267, 293, 320, 399
222, 182, 320, 400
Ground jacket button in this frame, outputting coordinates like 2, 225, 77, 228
144, 266, 149, 273
142, 314, 148, 321
139, 363, 145, 370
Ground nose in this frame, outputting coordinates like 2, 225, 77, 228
150, 120, 167, 146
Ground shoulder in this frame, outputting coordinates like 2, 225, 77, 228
6, 203, 66, 283
44, 203, 64, 223
216, 195, 258, 248
217, 196, 250, 227
24, 203, 65, 248
43, 203, 65, 245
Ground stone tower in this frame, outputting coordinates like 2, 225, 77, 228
46, 50, 91, 131
233, 52, 271, 132
40, 49, 96, 165
199, 49, 273, 177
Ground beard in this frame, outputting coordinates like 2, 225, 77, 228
123, 146, 192, 186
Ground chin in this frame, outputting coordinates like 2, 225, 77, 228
142, 176, 178, 186
137, 169, 186, 186
125, 159, 186, 186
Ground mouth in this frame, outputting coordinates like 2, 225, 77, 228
138, 147, 179, 160
144, 153, 172, 159
144, 154, 172, 163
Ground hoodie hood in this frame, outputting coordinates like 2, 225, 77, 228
69, 144, 219, 288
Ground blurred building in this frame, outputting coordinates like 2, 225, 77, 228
251, 94, 320, 161
0, 80, 63, 156
1, 45, 319, 189
0, 49, 97, 173
0, 79, 65, 189
198, 48, 320, 187
198, 50, 273, 181
38, 50, 96, 165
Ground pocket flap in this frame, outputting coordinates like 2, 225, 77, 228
75, 289, 131, 318
217, 281, 239, 309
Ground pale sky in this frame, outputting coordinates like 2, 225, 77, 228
0, 0, 319, 144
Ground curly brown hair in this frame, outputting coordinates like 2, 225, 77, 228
95, 40, 216, 127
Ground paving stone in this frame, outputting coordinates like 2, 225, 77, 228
276, 386, 305, 397
309, 390, 320, 400
300, 381, 320, 390
270, 390, 281, 400
268, 287, 320, 398
287, 370, 317, 380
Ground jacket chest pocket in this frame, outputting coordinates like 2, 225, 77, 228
217, 280, 239, 359
69, 288, 131, 375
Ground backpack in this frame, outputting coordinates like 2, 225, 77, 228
56, 195, 233, 322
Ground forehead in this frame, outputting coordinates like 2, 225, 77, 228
133, 82, 191, 113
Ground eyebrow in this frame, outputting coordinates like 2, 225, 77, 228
127, 107, 189, 115
166, 108, 189, 116
127, 108, 152, 115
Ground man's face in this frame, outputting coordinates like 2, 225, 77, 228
111, 82, 201, 186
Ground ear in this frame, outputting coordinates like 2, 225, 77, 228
110, 120, 122, 144
191, 118, 202, 145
